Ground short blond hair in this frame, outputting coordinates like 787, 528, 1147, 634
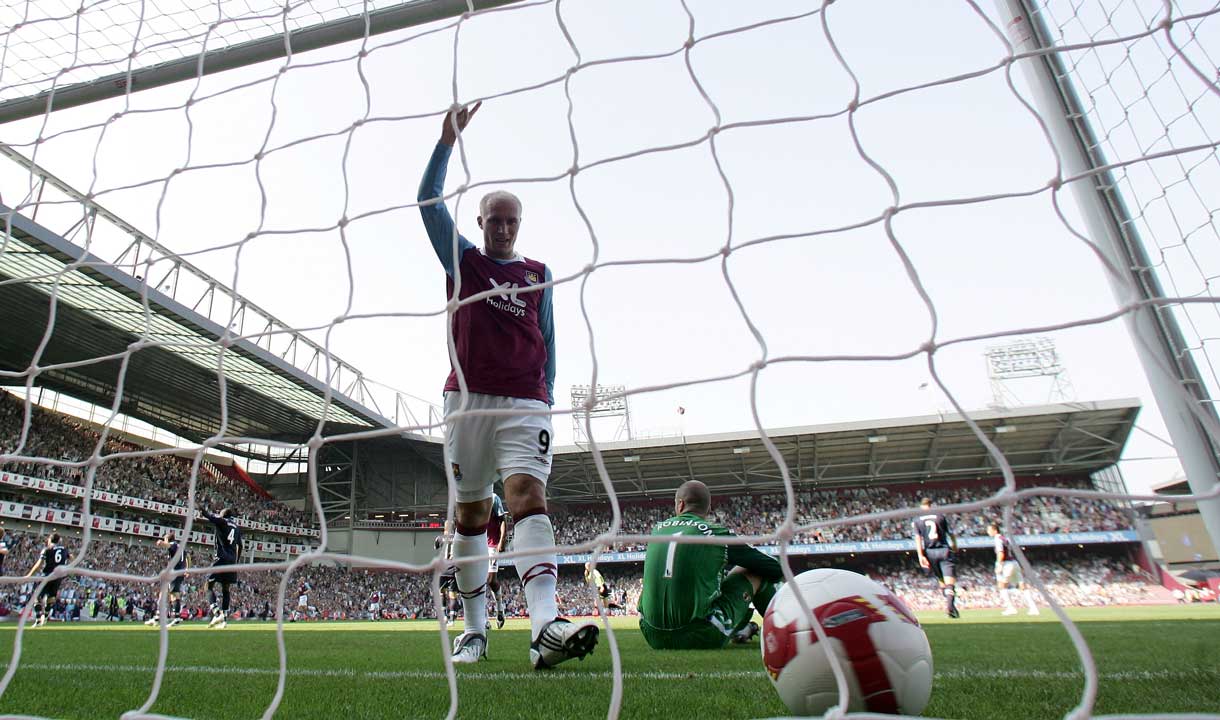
480, 190, 522, 217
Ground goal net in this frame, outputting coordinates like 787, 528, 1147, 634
0, 0, 1218, 718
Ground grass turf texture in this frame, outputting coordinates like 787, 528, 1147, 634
0, 606, 1217, 719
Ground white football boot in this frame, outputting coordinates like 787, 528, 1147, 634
529, 618, 599, 670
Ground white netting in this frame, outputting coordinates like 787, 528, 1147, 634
1041, 0, 1220, 403
1, 0, 1219, 719
0, 1, 426, 104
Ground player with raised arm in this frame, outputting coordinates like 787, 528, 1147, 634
914, 497, 959, 619
201, 507, 242, 629
369, 590, 382, 621
24, 533, 67, 627
145, 531, 187, 627
486, 491, 509, 629
293, 580, 311, 622
638, 481, 781, 649
418, 103, 598, 667
987, 523, 1039, 616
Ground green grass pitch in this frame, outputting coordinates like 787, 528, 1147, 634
0, 605, 1217, 719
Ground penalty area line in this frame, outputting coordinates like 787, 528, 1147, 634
9, 663, 1219, 683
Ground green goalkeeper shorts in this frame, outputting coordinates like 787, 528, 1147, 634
639, 573, 755, 650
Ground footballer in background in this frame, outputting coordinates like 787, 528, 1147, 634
369, 590, 382, 621
913, 497, 959, 618
294, 581, 312, 622
988, 523, 1040, 616
201, 507, 243, 629
434, 519, 460, 624
24, 533, 68, 627
0, 529, 10, 575
145, 531, 187, 627
585, 561, 623, 611
486, 492, 509, 629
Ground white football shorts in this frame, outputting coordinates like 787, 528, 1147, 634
996, 560, 1023, 585
443, 391, 554, 503
488, 545, 500, 574
297, 595, 309, 607
369, 603, 380, 613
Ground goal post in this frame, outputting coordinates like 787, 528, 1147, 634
0, 0, 524, 125
995, 0, 1220, 555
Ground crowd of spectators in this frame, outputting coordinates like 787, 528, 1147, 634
438, 551, 1164, 620
0, 392, 312, 530
0, 525, 1170, 625
0, 389, 1158, 624
1, 391, 1136, 553
551, 481, 1132, 552
0, 529, 499, 622
853, 551, 1164, 610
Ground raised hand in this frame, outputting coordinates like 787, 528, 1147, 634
440, 101, 481, 146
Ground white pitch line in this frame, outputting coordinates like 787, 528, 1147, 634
10, 663, 1218, 683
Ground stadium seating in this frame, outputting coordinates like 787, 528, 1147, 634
1, 390, 1157, 624
0, 528, 1168, 624
0, 392, 312, 531
551, 481, 1133, 551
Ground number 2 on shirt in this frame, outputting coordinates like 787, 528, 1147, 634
924, 519, 938, 540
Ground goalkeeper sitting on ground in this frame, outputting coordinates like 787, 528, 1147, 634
638, 480, 782, 649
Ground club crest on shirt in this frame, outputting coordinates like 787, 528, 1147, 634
525, 271, 539, 284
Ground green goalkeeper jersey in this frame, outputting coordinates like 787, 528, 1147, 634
638, 512, 783, 630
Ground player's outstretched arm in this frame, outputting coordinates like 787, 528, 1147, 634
418, 103, 480, 278
712, 523, 784, 582
24, 557, 43, 578
200, 508, 225, 529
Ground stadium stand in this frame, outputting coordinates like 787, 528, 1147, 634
551, 479, 1133, 551
0, 530, 435, 622
0, 389, 1173, 624
0, 526, 1170, 624
0, 391, 313, 531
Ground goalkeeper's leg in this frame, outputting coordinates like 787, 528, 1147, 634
721, 568, 767, 644
752, 579, 777, 618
